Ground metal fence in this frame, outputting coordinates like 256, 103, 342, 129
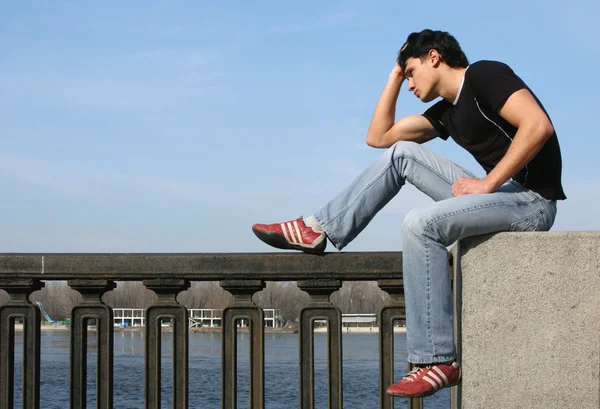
0, 252, 450, 409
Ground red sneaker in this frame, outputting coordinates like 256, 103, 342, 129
252, 218, 326, 254
386, 362, 461, 398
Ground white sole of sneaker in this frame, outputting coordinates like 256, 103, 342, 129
252, 228, 326, 254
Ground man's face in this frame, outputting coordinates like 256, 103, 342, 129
404, 56, 438, 103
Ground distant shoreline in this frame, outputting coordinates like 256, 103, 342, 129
14, 324, 406, 334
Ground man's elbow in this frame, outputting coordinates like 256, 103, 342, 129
542, 119, 555, 139
535, 116, 555, 143
523, 115, 554, 143
366, 133, 384, 148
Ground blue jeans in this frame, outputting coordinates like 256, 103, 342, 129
314, 141, 557, 364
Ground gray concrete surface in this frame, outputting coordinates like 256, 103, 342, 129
452, 232, 600, 409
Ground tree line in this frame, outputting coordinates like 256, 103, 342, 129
0, 281, 391, 324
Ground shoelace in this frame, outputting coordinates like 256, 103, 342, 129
403, 366, 426, 382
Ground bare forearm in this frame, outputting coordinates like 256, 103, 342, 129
367, 73, 404, 142
483, 121, 553, 191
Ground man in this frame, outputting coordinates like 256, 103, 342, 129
252, 29, 566, 398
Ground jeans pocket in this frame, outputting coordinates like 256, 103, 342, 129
510, 209, 545, 232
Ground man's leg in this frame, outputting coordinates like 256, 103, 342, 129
253, 141, 474, 253
402, 186, 557, 365
314, 141, 475, 249
385, 186, 556, 398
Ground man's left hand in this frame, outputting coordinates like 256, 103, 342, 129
451, 177, 494, 197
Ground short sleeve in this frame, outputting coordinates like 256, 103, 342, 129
469, 61, 527, 113
423, 99, 451, 140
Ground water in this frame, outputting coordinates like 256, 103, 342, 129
11, 330, 450, 408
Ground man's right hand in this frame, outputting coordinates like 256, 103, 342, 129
366, 59, 436, 148
390, 62, 404, 80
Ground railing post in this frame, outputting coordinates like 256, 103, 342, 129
378, 279, 422, 409
0, 279, 44, 409
297, 279, 343, 409
69, 279, 116, 409
143, 279, 190, 409
219, 279, 265, 409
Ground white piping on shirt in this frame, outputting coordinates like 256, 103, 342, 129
453, 66, 469, 106
474, 97, 529, 185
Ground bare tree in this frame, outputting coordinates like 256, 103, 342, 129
10, 278, 392, 325
31, 281, 82, 321
103, 282, 156, 309
253, 281, 280, 309
253, 282, 310, 323
331, 281, 361, 313
177, 282, 232, 309
362, 281, 390, 315
331, 281, 390, 315
208, 283, 234, 310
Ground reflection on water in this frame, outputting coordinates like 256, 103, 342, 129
10, 330, 449, 409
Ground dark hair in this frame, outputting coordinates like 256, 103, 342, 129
398, 29, 469, 70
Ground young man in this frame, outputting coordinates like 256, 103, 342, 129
252, 29, 566, 398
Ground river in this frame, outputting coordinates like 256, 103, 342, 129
11, 330, 450, 408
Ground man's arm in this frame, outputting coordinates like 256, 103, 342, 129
366, 64, 437, 148
451, 88, 554, 196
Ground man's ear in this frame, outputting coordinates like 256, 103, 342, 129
429, 49, 442, 67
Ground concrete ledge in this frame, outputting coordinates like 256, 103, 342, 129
452, 232, 600, 409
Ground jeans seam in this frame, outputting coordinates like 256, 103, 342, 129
320, 153, 459, 234
424, 224, 434, 357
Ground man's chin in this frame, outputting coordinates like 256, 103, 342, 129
420, 94, 436, 103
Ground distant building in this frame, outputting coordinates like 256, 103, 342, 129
315, 313, 406, 331
113, 308, 283, 328
315, 313, 378, 329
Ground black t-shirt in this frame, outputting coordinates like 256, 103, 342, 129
423, 60, 566, 200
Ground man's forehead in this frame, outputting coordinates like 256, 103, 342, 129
404, 57, 421, 66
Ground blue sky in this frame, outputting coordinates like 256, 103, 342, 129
1, 0, 598, 253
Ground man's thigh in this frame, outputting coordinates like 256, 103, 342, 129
404, 182, 557, 246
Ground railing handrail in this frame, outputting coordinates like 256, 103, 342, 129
0, 252, 404, 281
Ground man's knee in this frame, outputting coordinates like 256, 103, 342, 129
403, 208, 446, 242
403, 208, 429, 236
388, 141, 422, 160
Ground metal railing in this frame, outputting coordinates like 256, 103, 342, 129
0, 252, 449, 409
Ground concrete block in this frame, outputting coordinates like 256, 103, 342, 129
452, 232, 600, 409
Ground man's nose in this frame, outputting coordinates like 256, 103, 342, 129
407, 80, 415, 91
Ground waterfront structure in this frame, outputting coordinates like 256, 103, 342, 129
0, 252, 410, 409
113, 307, 284, 328
113, 308, 145, 327
341, 313, 377, 329
316, 313, 379, 330
3, 234, 594, 409
315, 313, 406, 332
